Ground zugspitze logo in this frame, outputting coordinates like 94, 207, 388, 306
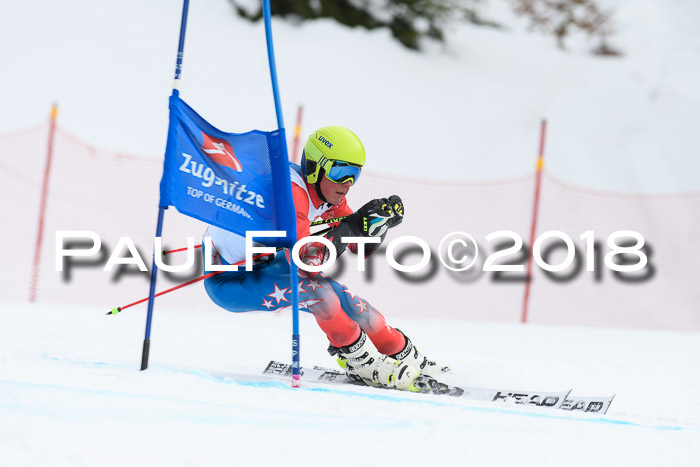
201, 132, 243, 172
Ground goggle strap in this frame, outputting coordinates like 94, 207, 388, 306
318, 155, 332, 173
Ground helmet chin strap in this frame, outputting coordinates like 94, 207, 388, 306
314, 168, 334, 206
314, 181, 328, 204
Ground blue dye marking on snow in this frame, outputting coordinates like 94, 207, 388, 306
0, 376, 691, 433
208, 378, 692, 432
286, 385, 688, 431
42, 354, 134, 370
29, 355, 696, 433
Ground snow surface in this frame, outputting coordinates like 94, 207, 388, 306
2, 301, 699, 466
2, 0, 699, 191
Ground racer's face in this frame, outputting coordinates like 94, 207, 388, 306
319, 176, 353, 205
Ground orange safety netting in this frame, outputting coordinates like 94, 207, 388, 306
1, 121, 699, 330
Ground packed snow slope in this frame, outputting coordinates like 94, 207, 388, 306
2, 301, 699, 467
2, 0, 699, 192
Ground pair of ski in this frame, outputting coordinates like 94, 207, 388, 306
263, 361, 615, 414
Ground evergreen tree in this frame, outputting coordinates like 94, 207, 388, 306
511, 0, 620, 55
230, 0, 497, 50
230, 0, 618, 55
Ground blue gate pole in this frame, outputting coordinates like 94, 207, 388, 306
141, 0, 190, 371
141, 206, 167, 370
172, 0, 190, 95
262, 0, 301, 386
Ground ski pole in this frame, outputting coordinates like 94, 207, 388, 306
111, 224, 343, 315
162, 244, 202, 256
310, 215, 347, 226
308, 201, 397, 228
108, 250, 281, 315
107, 271, 221, 315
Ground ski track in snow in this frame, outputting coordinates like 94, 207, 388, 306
2, 301, 699, 466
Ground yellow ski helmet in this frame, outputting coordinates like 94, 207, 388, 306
301, 126, 365, 185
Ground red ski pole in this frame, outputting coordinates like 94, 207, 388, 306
108, 250, 278, 315
162, 244, 202, 256
111, 223, 341, 315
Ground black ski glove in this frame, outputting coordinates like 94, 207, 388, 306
322, 196, 404, 258
385, 195, 404, 228
346, 198, 395, 238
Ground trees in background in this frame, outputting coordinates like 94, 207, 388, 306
512, 0, 619, 55
230, 0, 618, 55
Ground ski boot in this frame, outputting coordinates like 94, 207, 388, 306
328, 331, 419, 391
390, 330, 450, 377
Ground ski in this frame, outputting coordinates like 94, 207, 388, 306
264, 361, 614, 413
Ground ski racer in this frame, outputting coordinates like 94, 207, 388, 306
203, 126, 447, 391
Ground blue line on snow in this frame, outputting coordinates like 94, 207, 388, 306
230, 379, 688, 432
1, 370, 695, 433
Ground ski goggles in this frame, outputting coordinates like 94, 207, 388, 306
324, 161, 362, 185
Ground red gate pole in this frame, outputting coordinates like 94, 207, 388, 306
29, 103, 58, 302
291, 104, 303, 163
521, 119, 547, 323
